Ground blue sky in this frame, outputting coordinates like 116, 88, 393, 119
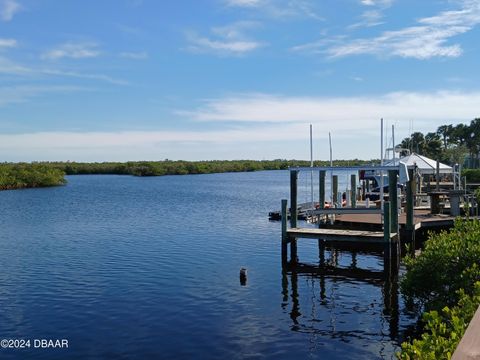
1, 0, 479, 161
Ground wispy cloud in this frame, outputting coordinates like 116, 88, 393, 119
1, 87, 478, 160
226, 0, 263, 7
0, 56, 31, 74
186, 21, 265, 55
119, 51, 148, 60
349, 9, 385, 29
224, 0, 323, 20
42, 42, 101, 60
0, 0, 22, 22
180, 90, 480, 127
40, 69, 128, 85
0, 85, 87, 107
295, 0, 480, 59
360, 0, 394, 6
0, 55, 126, 85
0, 38, 17, 49
349, 0, 394, 29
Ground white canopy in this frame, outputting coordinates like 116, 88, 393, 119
387, 153, 452, 175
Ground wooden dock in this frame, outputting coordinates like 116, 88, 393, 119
286, 227, 396, 243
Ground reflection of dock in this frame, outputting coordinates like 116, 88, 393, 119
281, 245, 400, 344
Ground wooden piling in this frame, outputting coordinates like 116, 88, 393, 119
405, 168, 415, 250
290, 170, 298, 228
319, 170, 326, 209
351, 174, 356, 208
290, 170, 298, 263
384, 201, 391, 243
332, 175, 338, 206
388, 170, 398, 234
281, 199, 288, 265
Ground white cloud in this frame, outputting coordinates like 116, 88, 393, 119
180, 91, 480, 127
348, 9, 385, 29
40, 69, 128, 85
360, 0, 393, 6
42, 42, 101, 60
119, 51, 148, 59
0, 53, 126, 84
295, 0, 480, 59
0, 85, 87, 107
226, 0, 263, 7
0, 0, 22, 21
186, 22, 265, 55
0, 56, 31, 74
0, 38, 17, 48
225, 0, 323, 20
1, 90, 478, 161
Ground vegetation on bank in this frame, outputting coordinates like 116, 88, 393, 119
0, 159, 373, 190
45, 159, 375, 177
398, 219, 480, 359
0, 163, 66, 190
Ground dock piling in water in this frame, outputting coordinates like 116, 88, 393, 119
281, 199, 288, 265
351, 174, 357, 208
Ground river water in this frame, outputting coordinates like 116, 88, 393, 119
0, 171, 415, 359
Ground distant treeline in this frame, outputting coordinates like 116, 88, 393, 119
0, 159, 374, 190
0, 163, 66, 190
49, 159, 375, 177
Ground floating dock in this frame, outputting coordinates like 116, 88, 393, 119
280, 165, 478, 265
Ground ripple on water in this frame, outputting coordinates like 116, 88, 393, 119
0, 172, 411, 359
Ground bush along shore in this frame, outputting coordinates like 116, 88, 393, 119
398, 219, 480, 359
49, 159, 374, 177
0, 159, 373, 190
0, 163, 67, 190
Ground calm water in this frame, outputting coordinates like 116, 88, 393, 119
0, 171, 415, 359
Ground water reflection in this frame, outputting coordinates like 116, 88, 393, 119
281, 243, 402, 353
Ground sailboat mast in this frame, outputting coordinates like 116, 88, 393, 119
310, 124, 314, 207
392, 124, 396, 166
329, 132, 333, 203
380, 118, 384, 215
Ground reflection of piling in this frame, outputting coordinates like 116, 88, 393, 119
282, 247, 400, 342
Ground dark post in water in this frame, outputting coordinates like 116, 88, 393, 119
351, 174, 356, 208
290, 170, 298, 263
319, 170, 326, 209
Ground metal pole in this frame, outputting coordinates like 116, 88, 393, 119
380, 118, 385, 222
392, 124, 395, 166
329, 132, 333, 203
310, 124, 314, 207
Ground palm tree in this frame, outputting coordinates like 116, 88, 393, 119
436, 124, 453, 150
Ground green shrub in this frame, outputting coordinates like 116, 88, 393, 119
401, 219, 480, 311
462, 169, 480, 183
0, 163, 66, 190
398, 282, 480, 360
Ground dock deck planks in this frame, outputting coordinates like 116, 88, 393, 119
287, 227, 396, 243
